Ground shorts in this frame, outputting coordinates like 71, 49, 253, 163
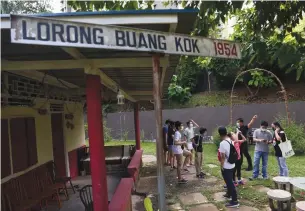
187, 142, 193, 150
168, 145, 173, 153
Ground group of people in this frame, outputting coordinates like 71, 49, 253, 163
163, 119, 207, 184
218, 116, 289, 208
163, 115, 290, 208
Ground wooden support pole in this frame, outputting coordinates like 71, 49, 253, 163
134, 102, 141, 150
152, 54, 167, 211
86, 74, 109, 211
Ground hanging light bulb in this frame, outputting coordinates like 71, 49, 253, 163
117, 89, 125, 105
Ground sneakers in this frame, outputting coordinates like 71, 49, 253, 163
225, 201, 239, 208
248, 177, 257, 181
223, 193, 231, 199
238, 180, 245, 185
178, 179, 188, 184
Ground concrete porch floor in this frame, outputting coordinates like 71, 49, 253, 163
46, 175, 121, 211
45, 175, 145, 211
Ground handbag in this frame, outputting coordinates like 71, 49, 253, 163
279, 133, 295, 158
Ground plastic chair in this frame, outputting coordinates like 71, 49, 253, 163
80, 185, 93, 211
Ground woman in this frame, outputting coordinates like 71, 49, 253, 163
272, 122, 289, 176
167, 121, 176, 170
173, 121, 191, 184
228, 131, 246, 185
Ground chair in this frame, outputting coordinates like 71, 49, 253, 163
80, 185, 93, 211
47, 161, 76, 199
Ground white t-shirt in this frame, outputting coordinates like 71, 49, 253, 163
173, 131, 183, 154
184, 127, 195, 142
219, 138, 235, 169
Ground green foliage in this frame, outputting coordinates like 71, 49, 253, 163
276, 116, 305, 155
0, 0, 51, 14
168, 75, 191, 104
122, 130, 129, 141
84, 120, 112, 143
247, 70, 276, 88
212, 125, 236, 148
68, 0, 155, 11
175, 56, 203, 92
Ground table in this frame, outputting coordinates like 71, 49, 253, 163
290, 177, 305, 191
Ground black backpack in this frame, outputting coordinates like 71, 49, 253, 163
226, 140, 238, 164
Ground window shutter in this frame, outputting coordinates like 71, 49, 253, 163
25, 118, 38, 166
1, 119, 11, 178
10, 118, 28, 173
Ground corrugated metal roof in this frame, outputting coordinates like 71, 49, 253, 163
1, 9, 198, 102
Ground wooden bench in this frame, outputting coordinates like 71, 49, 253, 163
267, 189, 292, 211
296, 201, 305, 211
1, 162, 63, 211
82, 145, 136, 175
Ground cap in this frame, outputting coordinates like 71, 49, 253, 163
218, 126, 227, 136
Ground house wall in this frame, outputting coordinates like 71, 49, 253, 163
1, 100, 85, 183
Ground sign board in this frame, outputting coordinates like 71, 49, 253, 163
10, 15, 241, 59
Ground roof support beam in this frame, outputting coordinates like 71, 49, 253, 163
62, 47, 136, 102
4, 70, 79, 89
2, 58, 168, 71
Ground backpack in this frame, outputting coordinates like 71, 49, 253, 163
226, 140, 238, 164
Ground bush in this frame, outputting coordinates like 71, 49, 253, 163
212, 125, 236, 148
277, 116, 305, 155
168, 75, 192, 104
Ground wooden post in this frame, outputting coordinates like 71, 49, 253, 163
86, 74, 109, 211
134, 102, 141, 150
152, 54, 166, 211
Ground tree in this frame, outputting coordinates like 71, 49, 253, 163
0, 0, 52, 14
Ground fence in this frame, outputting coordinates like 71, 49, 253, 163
106, 101, 305, 140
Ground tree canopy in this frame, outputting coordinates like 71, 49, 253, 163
0, 0, 52, 14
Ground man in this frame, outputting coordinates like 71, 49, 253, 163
192, 127, 207, 178
236, 115, 258, 171
249, 121, 273, 180
184, 119, 199, 166
162, 119, 171, 165
218, 126, 239, 208
174, 121, 191, 184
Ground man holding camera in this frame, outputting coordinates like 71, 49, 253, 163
249, 121, 273, 180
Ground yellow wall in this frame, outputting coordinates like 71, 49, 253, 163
1, 100, 85, 183
64, 102, 86, 152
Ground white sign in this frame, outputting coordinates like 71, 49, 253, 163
10, 15, 241, 59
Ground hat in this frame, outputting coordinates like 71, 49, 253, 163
218, 126, 227, 136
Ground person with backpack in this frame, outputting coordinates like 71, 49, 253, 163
192, 127, 207, 178
228, 131, 246, 186
249, 121, 273, 180
218, 126, 239, 208
272, 122, 289, 177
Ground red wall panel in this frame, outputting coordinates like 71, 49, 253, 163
68, 149, 78, 178
25, 118, 38, 166
10, 118, 28, 173
1, 119, 11, 178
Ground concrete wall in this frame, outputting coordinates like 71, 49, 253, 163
1, 100, 85, 183
106, 101, 305, 140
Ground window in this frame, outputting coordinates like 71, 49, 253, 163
3, 117, 38, 175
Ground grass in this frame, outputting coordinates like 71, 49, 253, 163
105, 140, 305, 208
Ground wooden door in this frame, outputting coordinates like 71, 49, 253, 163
51, 113, 66, 177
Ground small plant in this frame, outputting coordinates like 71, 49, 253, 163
168, 75, 192, 104
248, 70, 276, 88
122, 130, 129, 142
140, 129, 145, 142
84, 120, 112, 143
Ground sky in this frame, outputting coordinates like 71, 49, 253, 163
50, 0, 63, 13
